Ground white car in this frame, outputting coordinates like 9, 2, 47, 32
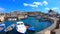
16, 21, 27, 34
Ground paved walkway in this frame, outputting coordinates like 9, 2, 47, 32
54, 29, 60, 34
36, 17, 59, 34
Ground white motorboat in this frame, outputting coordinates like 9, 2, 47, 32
16, 21, 27, 34
0, 23, 5, 31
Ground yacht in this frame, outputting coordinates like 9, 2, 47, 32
16, 21, 27, 34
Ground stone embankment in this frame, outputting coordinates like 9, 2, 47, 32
36, 17, 59, 34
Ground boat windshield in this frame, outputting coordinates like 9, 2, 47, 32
17, 23, 24, 25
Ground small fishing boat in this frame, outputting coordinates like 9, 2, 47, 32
4, 24, 16, 32
25, 24, 35, 32
28, 27, 35, 32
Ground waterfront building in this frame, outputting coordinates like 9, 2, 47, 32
18, 15, 28, 20
48, 10, 58, 17
56, 14, 60, 18
17, 12, 27, 15
10, 11, 28, 15
28, 12, 36, 16
0, 15, 5, 22
28, 12, 44, 17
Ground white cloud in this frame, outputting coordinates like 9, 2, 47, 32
0, 8, 4, 11
29, 4, 38, 7
52, 7, 59, 10
23, 3, 29, 6
45, 8, 50, 10
23, 2, 42, 7
33, 2, 42, 6
0, 7, 6, 13
23, 1, 48, 7
43, 1, 48, 6
45, 7, 59, 11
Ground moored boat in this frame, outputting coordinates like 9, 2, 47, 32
16, 21, 27, 34
28, 27, 35, 32
4, 24, 16, 32
25, 24, 35, 32
0, 23, 5, 32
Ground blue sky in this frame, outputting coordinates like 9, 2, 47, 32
0, 0, 60, 13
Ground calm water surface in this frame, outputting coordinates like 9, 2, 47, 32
3, 17, 52, 34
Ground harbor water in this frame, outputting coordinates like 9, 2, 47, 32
1, 17, 52, 34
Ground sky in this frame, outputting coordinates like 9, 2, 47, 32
0, 0, 60, 13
